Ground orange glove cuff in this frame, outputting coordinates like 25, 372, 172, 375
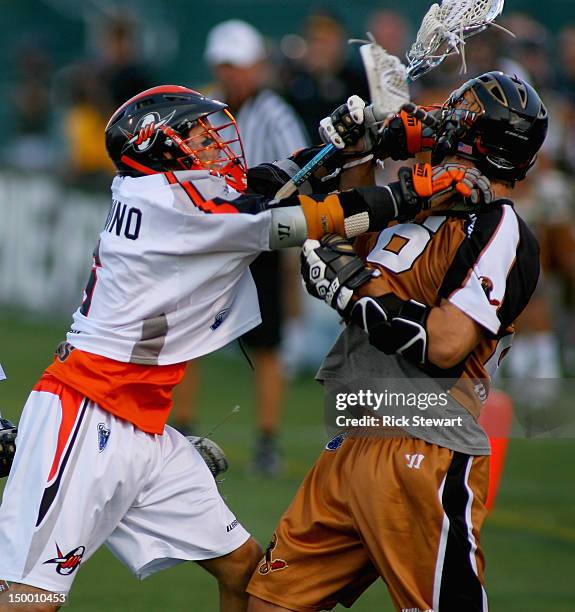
299, 194, 345, 240
400, 110, 423, 155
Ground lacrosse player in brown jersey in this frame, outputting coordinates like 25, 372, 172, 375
247, 72, 547, 611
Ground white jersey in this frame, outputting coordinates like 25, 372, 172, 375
67, 170, 272, 365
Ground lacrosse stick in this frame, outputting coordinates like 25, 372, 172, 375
275, 0, 508, 199
199, 404, 240, 440
407, 0, 509, 81
274, 40, 410, 200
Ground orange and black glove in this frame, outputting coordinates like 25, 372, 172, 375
393, 162, 494, 220
378, 107, 440, 160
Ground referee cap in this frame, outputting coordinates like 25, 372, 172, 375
205, 20, 266, 67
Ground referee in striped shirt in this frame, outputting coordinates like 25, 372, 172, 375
172, 20, 309, 475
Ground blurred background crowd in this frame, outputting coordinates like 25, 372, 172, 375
1, 1, 575, 473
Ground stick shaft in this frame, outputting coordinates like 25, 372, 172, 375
274, 144, 336, 200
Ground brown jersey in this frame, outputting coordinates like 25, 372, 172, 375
354, 200, 540, 416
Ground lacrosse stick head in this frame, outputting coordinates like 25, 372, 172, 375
433, 71, 548, 183
407, 0, 506, 81
359, 41, 410, 120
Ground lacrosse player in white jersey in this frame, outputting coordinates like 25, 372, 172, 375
0, 85, 495, 611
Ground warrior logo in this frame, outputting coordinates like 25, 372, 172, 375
44, 544, 85, 575
258, 533, 287, 575
210, 308, 231, 331
97, 423, 111, 452
480, 276, 500, 306
120, 110, 176, 153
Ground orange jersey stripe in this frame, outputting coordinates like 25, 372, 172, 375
45, 349, 186, 434
179, 179, 240, 214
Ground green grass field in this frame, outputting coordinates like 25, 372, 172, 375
0, 313, 574, 611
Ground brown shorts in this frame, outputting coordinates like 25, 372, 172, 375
247, 436, 489, 611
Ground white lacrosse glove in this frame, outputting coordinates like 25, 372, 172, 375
187, 436, 229, 479
319, 95, 382, 155
301, 234, 379, 318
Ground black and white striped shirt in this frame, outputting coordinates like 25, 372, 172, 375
234, 89, 309, 167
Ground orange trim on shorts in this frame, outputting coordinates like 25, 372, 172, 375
33, 375, 86, 482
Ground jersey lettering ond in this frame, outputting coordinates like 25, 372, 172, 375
69, 170, 272, 365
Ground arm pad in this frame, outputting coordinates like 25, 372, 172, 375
350, 294, 430, 366
350, 294, 467, 377
297, 183, 410, 241
262, 176, 418, 245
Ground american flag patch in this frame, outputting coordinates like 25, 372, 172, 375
457, 142, 474, 155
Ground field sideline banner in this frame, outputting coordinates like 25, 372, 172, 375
0, 172, 109, 314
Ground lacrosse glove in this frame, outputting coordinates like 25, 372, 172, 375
187, 436, 229, 479
301, 234, 378, 317
0, 418, 17, 478
379, 107, 440, 160
319, 95, 382, 156
389, 162, 494, 221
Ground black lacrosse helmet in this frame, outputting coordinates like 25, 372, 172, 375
435, 72, 548, 183
105, 85, 247, 191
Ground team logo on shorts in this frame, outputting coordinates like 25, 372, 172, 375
97, 423, 111, 452
43, 544, 85, 575
325, 432, 347, 451
480, 276, 500, 307
258, 533, 287, 575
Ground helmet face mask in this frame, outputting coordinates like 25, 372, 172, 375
434, 72, 548, 184
168, 111, 247, 190
106, 86, 248, 191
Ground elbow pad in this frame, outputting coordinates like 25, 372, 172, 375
337, 185, 407, 236
350, 294, 430, 366
350, 295, 467, 377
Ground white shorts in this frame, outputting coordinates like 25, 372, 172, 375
0, 380, 250, 594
